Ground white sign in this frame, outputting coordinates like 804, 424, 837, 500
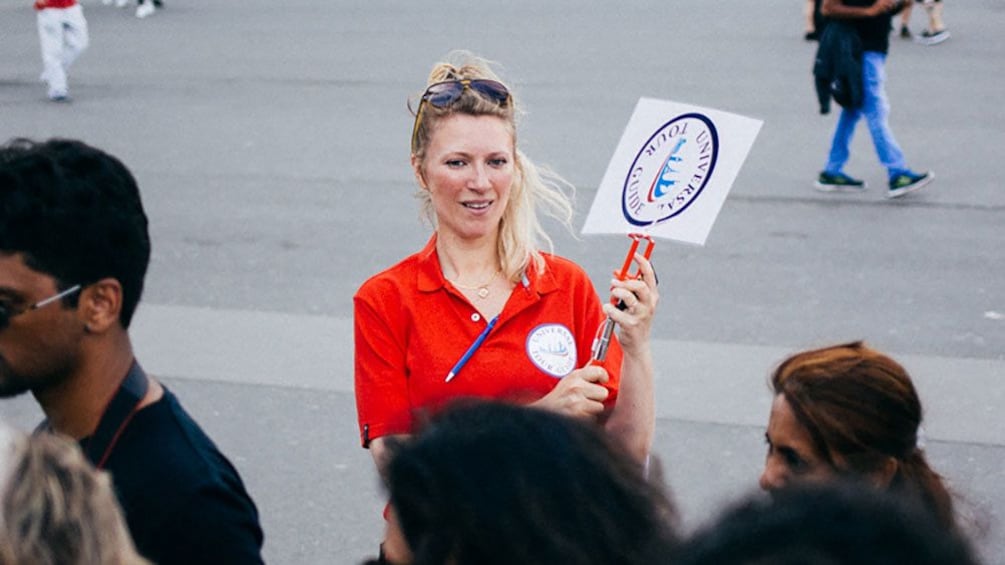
582, 97, 762, 245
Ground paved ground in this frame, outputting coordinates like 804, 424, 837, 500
2, 0, 1003, 563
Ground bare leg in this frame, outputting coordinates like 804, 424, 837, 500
804, 0, 820, 40
926, 1, 946, 32
899, 2, 913, 38
916, 1, 949, 44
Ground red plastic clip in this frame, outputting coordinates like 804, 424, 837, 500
611, 233, 655, 305
590, 234, 657, 364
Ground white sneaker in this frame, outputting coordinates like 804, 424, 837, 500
47, 89, 69, 102
136, 1, 155, 18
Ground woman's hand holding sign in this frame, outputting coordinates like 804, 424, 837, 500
605, 253, 660, 356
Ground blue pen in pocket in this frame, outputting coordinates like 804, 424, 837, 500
445, 315, 499, 382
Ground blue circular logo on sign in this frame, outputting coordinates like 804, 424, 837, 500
622, 113, 719, 226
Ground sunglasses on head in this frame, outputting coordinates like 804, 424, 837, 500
0, 285, 81, 332
411, 79, 512, 153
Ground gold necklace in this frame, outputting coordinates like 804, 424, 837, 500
449, 269, 501, 299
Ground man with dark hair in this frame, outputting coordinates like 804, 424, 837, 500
0, 138, 264, 564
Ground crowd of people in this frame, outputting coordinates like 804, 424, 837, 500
2, 5, 982, 563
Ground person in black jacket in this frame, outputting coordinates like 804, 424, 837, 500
814, 0, 934, 198
0, 138, 265, 564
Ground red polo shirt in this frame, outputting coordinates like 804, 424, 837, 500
354, 235, 622, 446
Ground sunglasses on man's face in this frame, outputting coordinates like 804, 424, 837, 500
0, 285, 81, 332
411, 79, 512, 152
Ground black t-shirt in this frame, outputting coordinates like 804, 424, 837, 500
838, 0, 897, 53
82, 388, 265, 565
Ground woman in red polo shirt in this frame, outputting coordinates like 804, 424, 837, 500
353, 53, 659, 558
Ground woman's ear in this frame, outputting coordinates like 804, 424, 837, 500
411, 154, 427, 190
78, 278, 123, 334
869, 457, 899, 489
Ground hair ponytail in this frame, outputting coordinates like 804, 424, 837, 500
894, 449, 956, 532
497, 150, 575, 283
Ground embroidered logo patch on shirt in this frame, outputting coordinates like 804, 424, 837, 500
526, 323, 577, 377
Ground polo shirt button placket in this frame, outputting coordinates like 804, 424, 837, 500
471, 313, 481, 322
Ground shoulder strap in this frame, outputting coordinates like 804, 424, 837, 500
84, 360, 149, 469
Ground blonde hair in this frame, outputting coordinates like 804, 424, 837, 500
410, 51, 575, 282
0, 431, 149, 565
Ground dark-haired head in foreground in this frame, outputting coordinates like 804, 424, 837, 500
675, 482, 979, 565
0, 137, 149, 335
380, 401, 678, 565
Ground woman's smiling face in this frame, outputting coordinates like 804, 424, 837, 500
414, 113, 515, 244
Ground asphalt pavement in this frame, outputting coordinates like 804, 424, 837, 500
1, 1, 1003, 563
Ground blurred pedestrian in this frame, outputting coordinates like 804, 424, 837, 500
814, 0, 934, 198
913, 0, 950, 45
33, 0, 88, 102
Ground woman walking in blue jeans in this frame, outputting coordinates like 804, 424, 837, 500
814, 0, 934, 198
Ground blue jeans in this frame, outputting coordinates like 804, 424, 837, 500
824, 51, 909, 179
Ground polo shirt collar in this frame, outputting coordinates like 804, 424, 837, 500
415, 233, 559, 296
416, 235, 445, 292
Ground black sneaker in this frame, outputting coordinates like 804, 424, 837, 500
916, 29, 950, 45
887, 171, 934, 198
814, 171, 867, 193
899, 25, 912, 39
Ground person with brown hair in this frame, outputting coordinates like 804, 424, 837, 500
759, 341, 958, 531
0, 425, 148, 565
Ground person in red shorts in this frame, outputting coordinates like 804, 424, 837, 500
354, 51, 660, 564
